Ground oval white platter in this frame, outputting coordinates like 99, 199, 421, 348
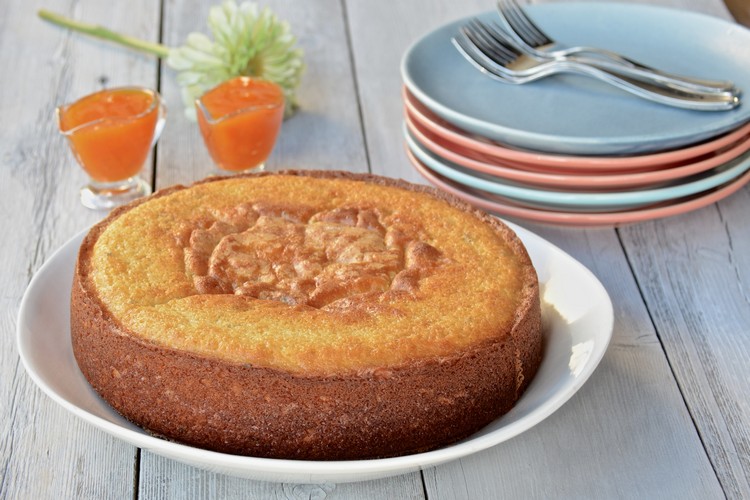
17, 223, 613, 483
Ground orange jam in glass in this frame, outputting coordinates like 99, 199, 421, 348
196, 77, 285, 172
58, 88, 161, 182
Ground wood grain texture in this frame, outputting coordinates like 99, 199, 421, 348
420, 225, 723, 499
583, 1, 750, 498
3, 0, 747, 497
138, 0, 423, 497
345, 0, 728, 497
344, 0, 471, 183
620, 201, 750, 499
155, 0, 369, 190
0, 0, 160, 499
546, 1, 747, 496
138, 455, 424, 500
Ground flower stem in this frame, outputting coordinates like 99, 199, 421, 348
38, 9, 171, 59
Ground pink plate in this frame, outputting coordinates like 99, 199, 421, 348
406, 113, 750, 191
404, 88, 750, 174
406, 147, 750, 227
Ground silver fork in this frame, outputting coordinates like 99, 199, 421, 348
452, 21, 740, 111
496, 0, 738, 95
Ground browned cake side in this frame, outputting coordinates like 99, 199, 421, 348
71, 170, 542, 460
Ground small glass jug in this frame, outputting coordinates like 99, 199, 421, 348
195, 77, 284, 173
57, 86, 165, 209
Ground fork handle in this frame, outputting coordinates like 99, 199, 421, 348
452, 34, 739, 111
553, 46, 737, 94
541, 61, 740, 111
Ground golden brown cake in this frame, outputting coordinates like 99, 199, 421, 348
71, 170, 542, 460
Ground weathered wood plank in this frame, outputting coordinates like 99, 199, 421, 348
154, 0, 369, 190
138, 0, 423, 496
138, 457, 424, 500
344, 0, 460, 183
581, 0, 750, 497
0, 0, 161, 498
346, 0, 727, 497
4, 0, 745, 497
620, 198, 750, 499
421, 226, 723, 499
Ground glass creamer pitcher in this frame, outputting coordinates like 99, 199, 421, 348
57, 86, 165, 209
195, 77, 284, 173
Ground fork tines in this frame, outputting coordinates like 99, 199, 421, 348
497, 0, 551, 47
461, 20, 522, 66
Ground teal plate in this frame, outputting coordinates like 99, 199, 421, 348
401, 2, 750, 155
405, 125, 750, 211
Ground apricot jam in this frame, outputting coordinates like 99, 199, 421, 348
196, 77, 284, 172
58, 88, 160, 182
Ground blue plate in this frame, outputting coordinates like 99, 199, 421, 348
405, 125, 750, 211
401, 2, 750, 155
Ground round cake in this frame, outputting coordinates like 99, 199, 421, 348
71, 170, 542, 460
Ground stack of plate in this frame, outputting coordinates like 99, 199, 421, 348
400, 3, 750, 226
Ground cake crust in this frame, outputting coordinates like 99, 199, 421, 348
71, 170, 542, 460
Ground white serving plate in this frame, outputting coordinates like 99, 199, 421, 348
17, 225, 613, 483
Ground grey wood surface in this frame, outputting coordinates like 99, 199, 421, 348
1, 0, 747, 499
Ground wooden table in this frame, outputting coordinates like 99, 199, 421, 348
3, 0, 748, 498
